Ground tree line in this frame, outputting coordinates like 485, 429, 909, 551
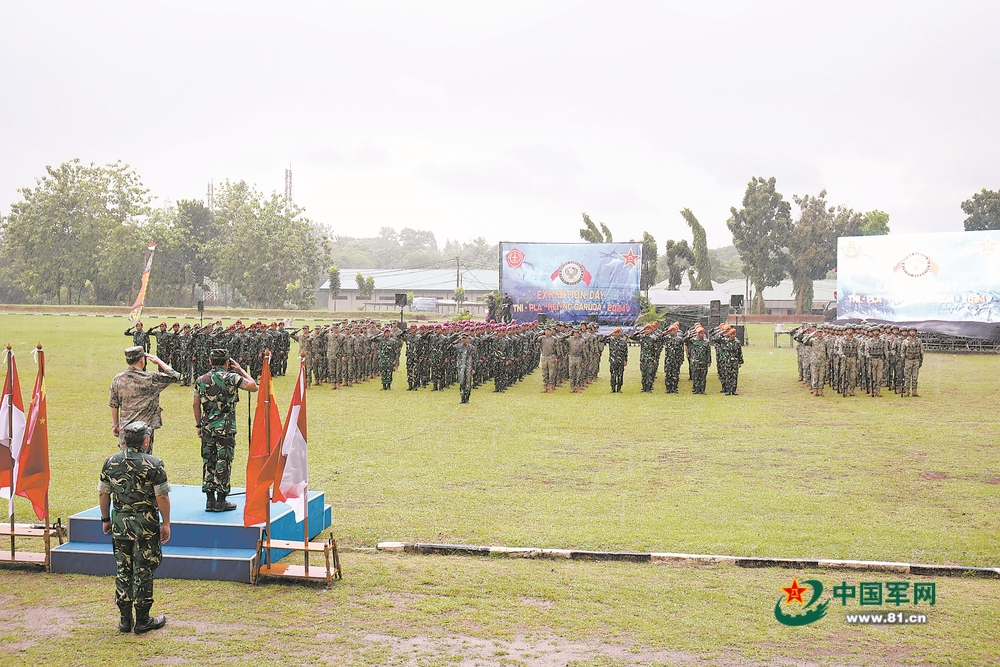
0, 160, 328, 309
579, 179, 891, 315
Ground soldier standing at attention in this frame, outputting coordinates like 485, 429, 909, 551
687, 327, 712, 395
193, 349, 258, 512
900, 327, 924, 397
377, 328, 400, 390
97, 420, 171, 634
838, 326, 860, 397
606, 327, 628, 393
109, 347, 181, 453
455, 331, 476, 403
803, 327, 826, 396
660, 322, 684, 393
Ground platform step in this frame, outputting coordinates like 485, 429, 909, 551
51, 542, 258, 583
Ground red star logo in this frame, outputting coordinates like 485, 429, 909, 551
782, 578, 808, 605
620, 248, 639, 267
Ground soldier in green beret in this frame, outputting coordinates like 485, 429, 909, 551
97, 420, 171, 634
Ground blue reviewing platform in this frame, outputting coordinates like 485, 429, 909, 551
51, 485, 332, 583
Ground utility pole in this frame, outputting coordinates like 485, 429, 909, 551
206, 180, 214, 209
284, 165, 293, 210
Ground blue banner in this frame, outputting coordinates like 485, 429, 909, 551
837, 230, 1000, 322
500, 242, 642, 323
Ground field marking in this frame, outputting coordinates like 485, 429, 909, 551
376, 542, 1000, 578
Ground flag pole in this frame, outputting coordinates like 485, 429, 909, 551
300, 351, 309, 576
264, 350, 272, 567
6, 344, 13, 561
37, 344, 50, 570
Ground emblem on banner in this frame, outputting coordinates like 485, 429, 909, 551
893, 252, 938, 278
505, 248, 524, 269
843, 240, 861, 259
551, 261, 592, 286
620, 248, 640, 267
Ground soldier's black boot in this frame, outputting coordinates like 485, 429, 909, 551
133, 605, 166, 634
206, 491, 217, 512
118, 602, 134, 633
216, 494, 237, 512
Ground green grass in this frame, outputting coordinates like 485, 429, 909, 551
1, 313, 999, 666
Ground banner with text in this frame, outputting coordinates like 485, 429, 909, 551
837, 230, 1000, 322
500, 242, 642, 323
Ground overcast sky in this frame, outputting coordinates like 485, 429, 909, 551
2, 1, 997, 249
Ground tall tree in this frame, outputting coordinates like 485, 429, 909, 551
961, 189, 1000, 231
789, 191, 864, 314
662, 239, 695, 290
640, 232, 658, 293
858, 210, 890, 236
680, 208, 713, 289
328, 265, 341, 306
727, 176, 792, 314
211, 180, 325, 309
579, 213, 613, 243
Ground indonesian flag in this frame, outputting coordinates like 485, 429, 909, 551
257, 362, 309, 522
16, 348, 49, 521
129, 242, 157, 323
243, 352, 282, 527
0, 349, 26, 517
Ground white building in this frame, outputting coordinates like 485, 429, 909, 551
315, 268, 499, 313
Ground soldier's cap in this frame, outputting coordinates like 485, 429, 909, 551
182, 324, 191, 329
124, 346, 145, 364
613, 327, 622, 334
209, 348, 230, 365
172, 322, 180, 328
122, 420, 151, 446
159, 322, 167, 327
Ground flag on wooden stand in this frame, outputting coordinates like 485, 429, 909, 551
257, 361, 308, 522
243, 352, 282, 528
1, 349, 26, 517
129, 242, 157, 322
15, 347, 49, 521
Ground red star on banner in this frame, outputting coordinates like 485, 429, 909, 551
782, 578, 808, 605
620, 248, 639, 267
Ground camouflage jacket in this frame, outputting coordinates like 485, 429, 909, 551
109, 367, 181, 430
97, 449, 170, 541
194, 368, 243, 436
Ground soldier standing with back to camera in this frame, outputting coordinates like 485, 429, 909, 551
193, 349, 258, 512
97, 421, 171, 634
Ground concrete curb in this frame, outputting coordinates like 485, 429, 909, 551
375, 542, 1000, 578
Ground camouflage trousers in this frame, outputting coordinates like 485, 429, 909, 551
569, 356, 583, 388
609, 362, 624, 391
113, 537, 162, 607
810, 360, 826, 390
663, 361, 681, 393
690, 362, 708, 394
540, 355, 558, 386
201, 433, 236, 495
903, 359, 921, 393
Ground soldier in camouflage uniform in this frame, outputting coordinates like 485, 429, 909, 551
125, 321, 151, 370
377, 328, 400, 389
687, 326, 712, 394
629, 323, 662, 393
606, 327, 628, 392
109, 347, 180, 452
716, 326, 744, 395
97, 420, 170, 634
537, 324, 562, 392
660, 322, 684, 393
802, 327, 827, 396
455, 331, 476, 403
193, 349, 258, 512
900, 327, 924, 397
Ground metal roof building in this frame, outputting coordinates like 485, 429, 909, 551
315, 268, 499, 313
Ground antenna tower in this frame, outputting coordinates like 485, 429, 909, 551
284, 165, 293, 208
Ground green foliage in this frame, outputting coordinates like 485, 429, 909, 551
961, 189, 1000, 231
365, 275, 375, 299
662, 239, 695, 290
451, 308, 472, 321
709, 246, 745, 282
210, 180, 325, 309
454, 286, 466, 304
328, 230, 498, 271
579, 213, 613, 243
680, 208, 713, 290
406, 291, 414, 306
727, 177, 792, 314
858, 209, 890, 236
327, 265, 341, 301
789, 190, 864, 314
639, 232, 658, 292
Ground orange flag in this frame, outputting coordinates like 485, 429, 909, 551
257, 360, 309, 521
243, 352, 282, 528
16, 347, 48, 521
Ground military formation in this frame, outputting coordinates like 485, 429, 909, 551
792, 323, 925, 397
628, 321, 744, 395
134, 320, 294, 386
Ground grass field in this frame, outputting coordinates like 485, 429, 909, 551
1, 313, 999, 666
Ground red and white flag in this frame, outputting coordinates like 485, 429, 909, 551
243, 353, 282, 528
0, 349, 26, 517
257, 362, 309, 522
129, 242, 157, 323
16, 348, 49, 521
